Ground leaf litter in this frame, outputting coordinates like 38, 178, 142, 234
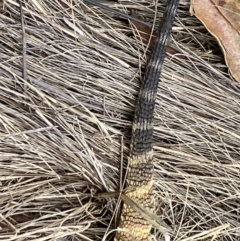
190, 0, 240, 82
0, 0, 240, 241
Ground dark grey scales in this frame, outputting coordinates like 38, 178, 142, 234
114, 0, 180, 240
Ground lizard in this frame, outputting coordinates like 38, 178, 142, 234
114, 0, 180, 240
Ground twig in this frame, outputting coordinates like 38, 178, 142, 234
19, 0, 27, 82
83, 0, 152, 27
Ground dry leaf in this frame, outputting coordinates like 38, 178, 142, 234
190, 0, 240, 82
129, 10, 196, 62
130, 10, 157, 46
213, 0, 240, 32
58, 0, 68, 9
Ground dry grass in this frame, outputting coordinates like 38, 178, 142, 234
0, 0, 240, 240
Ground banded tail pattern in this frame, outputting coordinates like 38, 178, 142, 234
115, 1, 179, 240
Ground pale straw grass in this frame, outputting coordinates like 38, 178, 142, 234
0, 0, 240, 240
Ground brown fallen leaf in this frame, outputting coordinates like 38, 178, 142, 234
129, 10, 157, 46
213, 0, 240, 33
190, 0, 240, 82
129, 10, 196, 63
58, 0, 69, 9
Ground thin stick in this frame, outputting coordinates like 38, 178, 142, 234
19, 0, 27, 81
83, 0, 152, 27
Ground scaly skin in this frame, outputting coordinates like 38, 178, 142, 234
114, 1, 180, 240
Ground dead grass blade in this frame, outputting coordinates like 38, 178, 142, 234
0, 0, 240, 240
